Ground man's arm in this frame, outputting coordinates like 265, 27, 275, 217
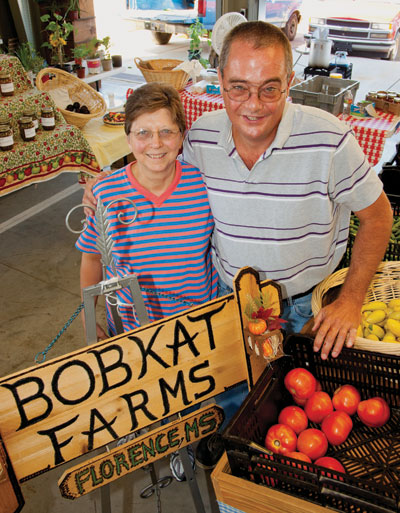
80, 252, 108, 340
312, 191, 393, 359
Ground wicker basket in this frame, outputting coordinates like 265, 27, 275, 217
134, 58, 189, 91
36, 67, 106, 128
311, 261, 400, 354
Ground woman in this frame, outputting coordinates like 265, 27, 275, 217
76, 83, 217, 339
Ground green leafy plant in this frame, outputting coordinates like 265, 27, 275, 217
15, 42, 45, 73
187, 18, 211, 68
100, 36, 112, 60
40, 12, 74, 66
85, 37, 102, 59
72, 44, 89, 60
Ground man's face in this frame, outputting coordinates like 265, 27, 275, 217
218, 40, 293, 147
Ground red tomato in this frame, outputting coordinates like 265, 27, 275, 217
286, 451, 312, 463
248, 318, 267, 335
297, 428, 328, 461
284, 368, 317, 400
293, 395, 307, 406
332, 384, 361, 416
265, 424, 297, 455
315, 456, 346, 475
357, 397, 390, 428
278, 406, 308, 435
305, 391, 333, 423
321, 411, 353, 445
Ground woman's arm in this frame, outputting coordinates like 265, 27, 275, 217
80, 252, 108, 340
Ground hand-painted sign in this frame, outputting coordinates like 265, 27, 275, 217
59, 404, 224, 499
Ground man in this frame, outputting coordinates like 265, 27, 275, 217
181, 20, 392, 360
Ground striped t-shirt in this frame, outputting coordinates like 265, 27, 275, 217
76, 160, 217, 333
181, 103, 383, 298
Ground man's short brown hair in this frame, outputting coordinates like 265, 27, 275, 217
124, 82, 186, 135
219, 21, 293, 80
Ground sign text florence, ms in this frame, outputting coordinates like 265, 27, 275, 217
1, 302, 227, 467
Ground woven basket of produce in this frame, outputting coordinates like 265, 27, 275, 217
36, 67, 106, 128
311, 261, 400, 355
134, 58, 189, 91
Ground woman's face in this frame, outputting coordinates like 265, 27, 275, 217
127, 108, 183, 177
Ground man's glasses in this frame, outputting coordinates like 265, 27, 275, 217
223, 84, 287, 103
130, 128, 181, 142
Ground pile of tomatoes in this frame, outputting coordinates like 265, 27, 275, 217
264, 367, 391, 474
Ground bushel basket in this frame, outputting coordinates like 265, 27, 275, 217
134, 58, 189, 91
223, 334, 400, 513
36, 67, 106, 128
311, 261, 400, 355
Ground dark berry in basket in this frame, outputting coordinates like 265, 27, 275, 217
73, 102, 80, 110
79, 105, 90, 114
66, 104, 75, 111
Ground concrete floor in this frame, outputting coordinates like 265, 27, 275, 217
2, 4, 400, 511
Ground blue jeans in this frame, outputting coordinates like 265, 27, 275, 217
282, 292, 314, 335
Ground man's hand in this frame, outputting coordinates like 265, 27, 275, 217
312, 297, 361, 359
83, 171, 110, 216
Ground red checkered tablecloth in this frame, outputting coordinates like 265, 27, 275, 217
338, 110, 400, 167
179, 88, 225, 129
179, 86, 400, 168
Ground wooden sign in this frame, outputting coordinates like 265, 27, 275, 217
0, 267, 284, 510
0, 292, 246, 483
59, 404, 224, 499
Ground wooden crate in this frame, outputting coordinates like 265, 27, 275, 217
211, 453, 328, 513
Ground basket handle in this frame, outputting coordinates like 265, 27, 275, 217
134, 57, 143, 69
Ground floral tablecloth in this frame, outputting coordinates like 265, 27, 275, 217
0, 55, 100, 197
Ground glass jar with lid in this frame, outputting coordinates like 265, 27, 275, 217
0, 124, 14, 151
41, 106, 55, 131
23, 108, 39, 131
0, 114, 11, 128
0, 71, 14, 97
19, 116, 35, 142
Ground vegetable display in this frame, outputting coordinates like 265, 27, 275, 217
263, 366, 391, 477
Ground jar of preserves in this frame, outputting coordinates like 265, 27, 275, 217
41, 106, 55, 130
0, 114, 11, 128
0, 71, 14, 97
23, 108, 39, 131
19, 116, 35, 142
377, 93, 387, 101
0, 124, 13, 150
387, 93, 397, 103
367, 91, 377, 100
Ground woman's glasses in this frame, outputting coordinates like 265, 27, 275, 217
130, 128, 181, 142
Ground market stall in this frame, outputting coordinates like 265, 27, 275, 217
0, 55, 100, 197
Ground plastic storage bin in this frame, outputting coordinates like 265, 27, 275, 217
289, 75, 360, 115
222, 334, 400, 513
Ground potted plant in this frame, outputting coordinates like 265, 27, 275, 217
40, 11, 74, 68
15, 42, 46, 83
187, 18, 211, 68
66, 0, 80, 21
100, 36, 112, 72
85, 38, 102, 74
72, 44, 88, 66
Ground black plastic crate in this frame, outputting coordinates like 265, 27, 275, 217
304, 63, 353, 80
223, 334, 400, 513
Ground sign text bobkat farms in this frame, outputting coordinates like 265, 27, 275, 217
0, 295, 247, 483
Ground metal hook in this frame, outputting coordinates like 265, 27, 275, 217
105, 198, 139, 225
65, 204, 96, 234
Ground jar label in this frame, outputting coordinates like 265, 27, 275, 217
24, 127, 35, 138
41, 116, 55, 127
0, 135, 13, 146
1, 83, 14, 93
32, 119, 39, 129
